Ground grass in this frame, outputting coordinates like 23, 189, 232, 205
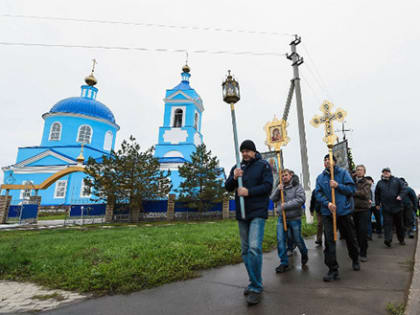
386, 302, 405, 315
31, 292, 66, 301
37, 212, 67, 221
0, 217, 316, 295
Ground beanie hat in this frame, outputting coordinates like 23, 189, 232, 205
324, 154, 337, 162
240, 140, 256, 152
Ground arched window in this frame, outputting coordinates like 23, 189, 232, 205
173, 109, 183, 127
49, 122, 62, 141
194, 112, 199, 129
103, 131, 113, 151
77, 125, 92, 144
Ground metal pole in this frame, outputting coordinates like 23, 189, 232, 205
230, 103, 246, 219
276, 152, 287, 231
328, 147, 337, 241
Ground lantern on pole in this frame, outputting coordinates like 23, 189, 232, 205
222, 70, 245, 219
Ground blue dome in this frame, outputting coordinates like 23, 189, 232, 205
50, 97, 116, 124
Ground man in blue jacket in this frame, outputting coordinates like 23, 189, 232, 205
225, 140, 273, 305
315, 154, 359, 282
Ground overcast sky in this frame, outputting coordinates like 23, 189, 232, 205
1, 0, 419, 193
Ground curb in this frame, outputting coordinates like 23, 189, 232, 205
405, 218, 420, 315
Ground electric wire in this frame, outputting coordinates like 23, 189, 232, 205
0, 14, 294, 37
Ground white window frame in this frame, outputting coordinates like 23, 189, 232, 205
170, 106, 186, 128
80, 178, 91, 198
77, 124, 93, 144
49, 122, 62, 141
103, 131, 113, 151
54, 180, 67, 199
20, 180, 33, 200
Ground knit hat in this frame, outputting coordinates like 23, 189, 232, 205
240, 140, 256, 152
382, 167, 391, 173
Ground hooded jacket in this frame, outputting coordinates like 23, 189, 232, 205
225, 152, 273, 221
270, 176, 305, 221
315, 166, 355, 216
375, 176, 404, 213
353, 176, 372, 211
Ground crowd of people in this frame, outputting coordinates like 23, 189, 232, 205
225, 139, 418, 306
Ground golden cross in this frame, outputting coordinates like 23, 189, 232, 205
91, 58, 97, 74
310, 100, 347, 147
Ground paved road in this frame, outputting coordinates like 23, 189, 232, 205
42, 233, 415, 315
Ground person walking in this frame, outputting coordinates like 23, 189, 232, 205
400, 178, 417, 239
375, 168, 405, 247
315, 154, 359, 282
352, 165, 372, 262
310, 189, 323, 246
271, 169, 308, 273
225, 140, 273, 305
366, 176, 382, 237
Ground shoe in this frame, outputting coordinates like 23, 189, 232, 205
275, 265, 289, 273
246, 292, 261, 305
360, 256, 368, 262
352, 261, 360, 271
384, 240, 391, 247
301, 254, 309, 266
243, 288, 250, 296
315, 240, 322, 246
400, 241, 406, 245
323, 270, 340, 282
409, 233, 414, 239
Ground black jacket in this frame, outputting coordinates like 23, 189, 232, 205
309, 189, 321, 214
225, 152, 273, 221
402, 184, 418, 209
375, 176, 404, 213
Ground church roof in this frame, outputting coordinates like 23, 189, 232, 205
49, 96, 116, 124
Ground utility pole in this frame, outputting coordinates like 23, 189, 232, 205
287, 35, 311, 193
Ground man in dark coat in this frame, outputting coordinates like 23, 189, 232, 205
352, 165, 372, 262
375, 168, 405, 247
310, 189, 323, 246
400, 178, 418, 239
315, 154, 359, 282
225, 140, 273, 305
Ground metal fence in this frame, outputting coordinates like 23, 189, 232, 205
7, 202, 39, 224
64, 204, 106, 225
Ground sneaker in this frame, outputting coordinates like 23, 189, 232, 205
400, 241, 406, 245
301, 254, 309, 266
360, 256, 368, 262
315, 240, 322, 246
352, 261, 360, 271
275, 264, 289, 273
408, 233, 414, 239
243, 288, 250, 296
246, 292, 261, 305
323, 270, 340, 282
384, 240, 391, 247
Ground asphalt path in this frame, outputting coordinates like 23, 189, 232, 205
41, 232, 415, 315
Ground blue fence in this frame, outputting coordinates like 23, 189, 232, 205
69, 204, 106, 217
143, 200, 168, 212
229, 199, 274, 211
174, 201, 222, 212
8, 204, 39, 221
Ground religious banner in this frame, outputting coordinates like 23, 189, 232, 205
332, 140, 350, 170
261, 150, 284, 193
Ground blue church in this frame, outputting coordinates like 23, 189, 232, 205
1, 69, 119, 207
154, 64, 204, 193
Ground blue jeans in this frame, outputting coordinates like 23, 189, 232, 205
277, 218, 308, 266
238, 217, 266, 293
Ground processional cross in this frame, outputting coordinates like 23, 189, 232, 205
310, 100, 347, 241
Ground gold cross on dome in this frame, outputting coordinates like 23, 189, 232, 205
310, 100, 347, 147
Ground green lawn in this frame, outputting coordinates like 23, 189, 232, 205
0, 217, 316, 295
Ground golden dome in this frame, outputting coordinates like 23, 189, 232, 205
85, 74, 97, 86
182, 64, 190, 73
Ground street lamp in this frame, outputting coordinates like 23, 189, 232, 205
222, 70, 245, 219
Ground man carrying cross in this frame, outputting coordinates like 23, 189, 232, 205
315, 154, 359, 281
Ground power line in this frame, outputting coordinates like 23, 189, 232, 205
0, 14, 294, 37
0, 41, 287, 57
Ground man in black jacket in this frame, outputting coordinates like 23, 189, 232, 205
400, 178, 418, 239
375, 168, 405, 247
225, 140, 273, 305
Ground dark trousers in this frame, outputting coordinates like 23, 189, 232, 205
370, 206, 382, 233
403, 205, 414, 235
352, 210, 370, 257
383, 211, 405, 243
323, 214, 359, 271
316, 212, 323, 243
